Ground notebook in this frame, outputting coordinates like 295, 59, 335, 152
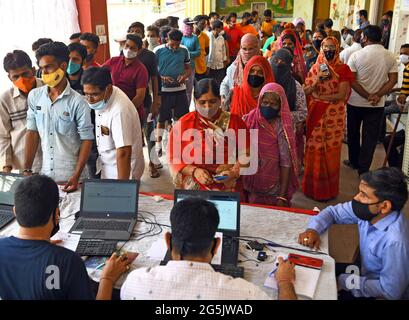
264, 253, 323, 299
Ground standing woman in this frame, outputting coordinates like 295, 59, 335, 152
230, 55, 275, 117
271, 49, 307, 171
302, 37, 354, 201
243, 83, 299, 207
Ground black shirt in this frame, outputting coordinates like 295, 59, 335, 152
137, 49, 159, 109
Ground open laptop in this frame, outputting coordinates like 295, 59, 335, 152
69, 180, 139, 241
173, 190, 241, 266
0, 173, 25, 230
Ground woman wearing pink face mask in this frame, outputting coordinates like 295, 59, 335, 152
168, 79, 250, 194
181, 18, 201, 108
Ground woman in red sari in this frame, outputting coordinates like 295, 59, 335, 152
230, 55, 275, 118
302, 37, 354, 201
243, 83, 299, 207
168, 79, 250, 192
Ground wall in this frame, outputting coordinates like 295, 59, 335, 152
293, 0, 314, 29
186, 0, 211, 17
389, 0, 409, 54
76, 0, 110, 63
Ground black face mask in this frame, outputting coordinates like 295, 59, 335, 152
381, 19, 389, 26
85, 53, 95, 62
313, 39, 322, 50
248, 75, 265, 88
50, 209, 60, 238
324, 50, 336, 61
351, 199, 382, 222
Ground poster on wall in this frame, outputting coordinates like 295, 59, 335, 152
216, 0, 294, 18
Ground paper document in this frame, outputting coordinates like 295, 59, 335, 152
51, 232, 81, 252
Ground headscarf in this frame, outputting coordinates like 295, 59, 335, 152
231, 56, 275, 117
243, 83, 300, 189
271, 49, 297, 111
292, 17, 305, 27
182, 23, 194, 37
233, 34, 261, 86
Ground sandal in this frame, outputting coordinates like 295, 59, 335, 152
149, 166, 160, 178
154, 163, 163, 170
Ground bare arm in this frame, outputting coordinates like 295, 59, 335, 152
376, 72, 398, 97
316, 81, 350, 101
131, 88, 147, 111
151, 75, 160, 117
24, 130, 40, 170
351, 72, 370, 99
116, 146, 132, 179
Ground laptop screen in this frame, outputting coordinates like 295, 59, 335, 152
175, 191, 239, 233
82, 181, 138, 215
0, 174, 24, 206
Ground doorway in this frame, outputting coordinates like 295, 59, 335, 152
313, 0, 331, 30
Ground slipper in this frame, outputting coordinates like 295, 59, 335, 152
154, 163, 163, 169
149, 166, 160, 178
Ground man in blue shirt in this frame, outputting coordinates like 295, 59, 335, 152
0, 175, 132, 300
298, 167, 409, 300
24, 42, 94, 192
153, 29, 191, 155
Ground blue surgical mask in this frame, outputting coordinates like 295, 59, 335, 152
260, 105, 279, 120
88, 99, 106, 111
67, 60, 82, 75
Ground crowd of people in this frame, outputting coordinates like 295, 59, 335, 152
0, 9, 409, 301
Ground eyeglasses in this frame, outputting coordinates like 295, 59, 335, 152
323, 45, 336, 50
84, 92, 104, 100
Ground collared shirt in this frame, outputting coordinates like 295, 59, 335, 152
103, 56, 149, 113
27, 81, 94, 182
359, 21, 370, 30
308, 201, 409, 300
340, 42, 362, 64
181, 35, 201, 69
236, 23, 259, 36
0, 79, 43, 171
261, 21, 276, 37
154, 44, 191, 92
95, 87, 144, 180
206, 31, 227, 70
120, 260, 270, 300
348, 44, 398, 108
224, 26, 244, 58
195, 32, 210, 75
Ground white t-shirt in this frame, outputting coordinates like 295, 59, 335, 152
120, 261, 270, 300
340, 42, 362, 64
95, 86, 144, 180
347, 44, 398, 108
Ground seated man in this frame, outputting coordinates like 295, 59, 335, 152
0, 175, 132, 300
121, 198, 297, 300
298, 167, 409, 300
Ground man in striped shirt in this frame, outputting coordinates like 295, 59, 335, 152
397, 44, 409, 105
0, 50, 42, 172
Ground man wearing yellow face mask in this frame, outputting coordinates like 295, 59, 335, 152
0, 50, 42, 173
24, 42, 94, 193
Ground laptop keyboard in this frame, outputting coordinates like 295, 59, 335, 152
76, 220, 131, 231
76, 240, 118, 256
212, 264, 244, 278
0, 211, 13, 226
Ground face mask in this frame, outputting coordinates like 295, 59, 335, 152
260, 105, 279, 120
13, 76, 36, 94
324, 50, 336, 61
66, 60, 82, 75
88, 99, 106, 111
50, 209, 60, 238
351, 199, 382, 222
147, 37, 159, 47
381, 19, 389, 26
400, 54, 409, 65
196, 104, 219, 119
42, 68, 65, 88
248, 75, 265, 88
313, 39, 322, 50
123, 48, 138, 59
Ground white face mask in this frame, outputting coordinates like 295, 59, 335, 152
400, 54, 409, 65
123, 48, 138, 59
147, 37, 159, 47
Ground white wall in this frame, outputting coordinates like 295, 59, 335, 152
389, 0, 409, 54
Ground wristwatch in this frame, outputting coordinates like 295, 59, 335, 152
23, 169, 33, 174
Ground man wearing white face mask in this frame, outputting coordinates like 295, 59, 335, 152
397, 44, 409, 106
82, 67, 144, 180
103, 34, 148, 123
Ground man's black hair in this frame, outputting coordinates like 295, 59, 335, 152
14, 175, 59, 228
35, 41, 69, 65
81, 66, 112, 91
159, 26, 172, 42
69, 32, 82, 40
68, 43, 87, 61
242, 12, 251, 19
168, 29, 183, 42
32, 38, 53, 52
211, 20, 224, 30
209, 12, 219, 19
170, 197, 220, 257
385, 10, 393, 19
362, 25, 383, 43
251, 10, 258, 17
324, 18, 334, 29
264, 9, 272, 17
126, 34, 143, 49
361, 167, 408, 211
401, 44, 409, 49
358, 9, 368, 19
147, 25, 160, 37
3, 50, 32, 73
353, 29, 362, 43
79, 32, 100, 49
128, 21, 145, 33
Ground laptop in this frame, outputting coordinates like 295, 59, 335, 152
173, 190, 241, 266
69, 179, 139, 241
0, 173, 25, 230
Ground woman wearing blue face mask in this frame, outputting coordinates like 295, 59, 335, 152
242, 83, 299, 207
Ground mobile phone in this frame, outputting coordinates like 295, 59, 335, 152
319, 63, 330, 80
288, 253, 323, 269
213, 175, 228, 181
